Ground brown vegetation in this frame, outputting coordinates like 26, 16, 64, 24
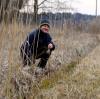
0, 17, 100, 98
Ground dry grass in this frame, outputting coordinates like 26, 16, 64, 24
0, 21, 34, 99
0, 21, 100, 99
87, 17, 100, 34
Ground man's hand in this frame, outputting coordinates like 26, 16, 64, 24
48, 43, 53, 49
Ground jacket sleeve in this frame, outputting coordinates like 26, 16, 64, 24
20, 30, 36, 57
26, 31, 35, 46
46, 34, 55, 51
50, 41, 55, 51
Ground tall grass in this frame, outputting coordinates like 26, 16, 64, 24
87, 17, 100, 34
0, 20, 67, 98
0, 21, 33, 98
0, 18, 100, 99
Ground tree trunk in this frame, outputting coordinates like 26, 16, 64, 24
34, 0, 38, 24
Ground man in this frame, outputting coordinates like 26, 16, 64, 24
20, 19, 55, 73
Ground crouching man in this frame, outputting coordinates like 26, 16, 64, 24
20, 19, 55, 74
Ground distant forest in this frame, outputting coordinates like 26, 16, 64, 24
18, 12, 95, 25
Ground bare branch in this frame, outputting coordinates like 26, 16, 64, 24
38, 0, 48, 7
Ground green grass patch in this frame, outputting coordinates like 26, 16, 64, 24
62, 61, 77, 74
39, 71, 64, 89
39, 61, 77, 89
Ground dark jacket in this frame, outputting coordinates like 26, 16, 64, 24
20, 29, 55, 59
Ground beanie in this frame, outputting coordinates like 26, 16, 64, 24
40, 19, 50, 28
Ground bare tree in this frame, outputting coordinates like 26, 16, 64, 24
34, 0, 38, 23
0, 0, 29, 22
34, 0, 48, 23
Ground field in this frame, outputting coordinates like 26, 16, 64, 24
0, 20, 100, 99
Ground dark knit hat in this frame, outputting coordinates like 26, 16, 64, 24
40, 19, 50, 28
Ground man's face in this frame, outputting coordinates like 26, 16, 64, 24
40, 24, 50, 33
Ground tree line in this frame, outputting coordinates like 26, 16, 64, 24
0, 0, 95, 24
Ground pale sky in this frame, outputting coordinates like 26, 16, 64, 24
73, 0, 100, 15
21, 0, 100, 15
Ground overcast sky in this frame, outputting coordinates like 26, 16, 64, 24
22, 0, 100, 15
73, 0, 100, 15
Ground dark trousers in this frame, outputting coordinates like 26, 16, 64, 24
36, 49, 51, 68
20, 48, 51, 68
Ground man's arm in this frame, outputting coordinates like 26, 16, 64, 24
21, 30, 37, 56
26, 31, 35, 46
46, 34, 55, 51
